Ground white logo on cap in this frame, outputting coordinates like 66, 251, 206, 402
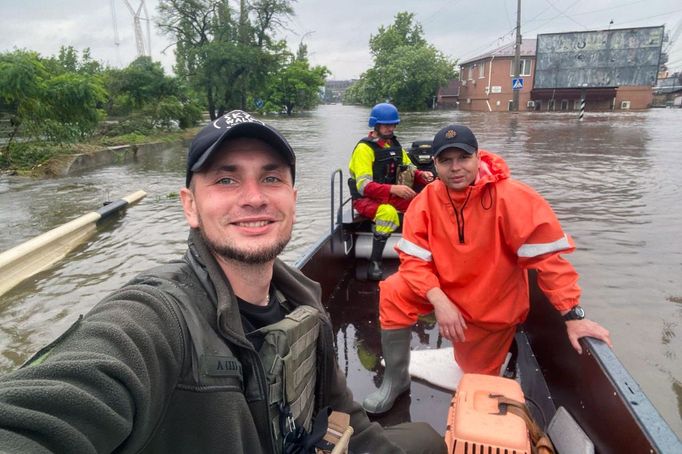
212, 110, 265, 129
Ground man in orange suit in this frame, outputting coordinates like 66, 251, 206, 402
363, 124, 612, 414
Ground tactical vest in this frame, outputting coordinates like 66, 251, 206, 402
361, 137, 404, 185
257, 305, 320, 449
169, 274, 320, 452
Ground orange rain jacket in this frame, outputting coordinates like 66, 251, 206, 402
389, 150, 580, 331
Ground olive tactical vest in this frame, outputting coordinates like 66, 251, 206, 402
139, 261, 321, 452
257, 305, 320, 444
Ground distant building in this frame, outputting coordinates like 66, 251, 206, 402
458, 39, 537, 112
435, 79, 461, 109
531, 27, 663, 111
653, 74, 682, 107
455, 27, 663, 112
323, 80, 356, 104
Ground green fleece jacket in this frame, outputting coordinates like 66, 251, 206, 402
0, 229, 403, 453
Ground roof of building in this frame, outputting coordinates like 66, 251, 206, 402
438, 79, 461, 97
654, 76, 682, 94
460, 38, 537, 66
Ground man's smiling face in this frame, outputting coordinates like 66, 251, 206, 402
180, 137, 297, 264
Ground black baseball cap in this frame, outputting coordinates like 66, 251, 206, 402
186, 110, 296, 187
431, 124, 478, 157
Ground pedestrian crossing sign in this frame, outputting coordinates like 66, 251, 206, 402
512, 78, 524, 90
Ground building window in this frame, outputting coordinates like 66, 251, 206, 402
479, 62, 485, 79
468, 65, 474, 80
560, 99, 569, 111
510, 58, 532, 76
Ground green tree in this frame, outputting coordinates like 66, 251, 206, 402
265, 44, 329, 115
345, 12, 457, 110
0, 50, 106, 145
40, 72, 107, 141
104, 56, 202, 131
0, 51, 47, 150
157, 0, 295, 118
0, 49, 108, 168
45, 46, 103, 76
114, 57, 175, 110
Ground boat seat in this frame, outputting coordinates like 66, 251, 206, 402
547, 407, 594, 453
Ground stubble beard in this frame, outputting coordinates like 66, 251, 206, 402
198, 221, 291, 265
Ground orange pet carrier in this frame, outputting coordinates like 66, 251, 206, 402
444, 373, 554, 454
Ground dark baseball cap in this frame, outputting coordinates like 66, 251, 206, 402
431, 124, 478, 157
186, 110, 296, 187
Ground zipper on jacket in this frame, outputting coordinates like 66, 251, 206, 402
247, 348, 279, 453
446, 187, 472, 244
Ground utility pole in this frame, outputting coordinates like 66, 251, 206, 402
511, 0, 522, 111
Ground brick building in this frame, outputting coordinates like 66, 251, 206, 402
458, 39, 537, 112
435, 79, 461, 109
456, 30, 657, 112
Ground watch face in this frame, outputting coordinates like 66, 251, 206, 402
564, 305, 585, 320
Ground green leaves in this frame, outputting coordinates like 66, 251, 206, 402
157, 0, 316, 117
265, 54, 329, 115
0, 45, 203, 171
345, 11, 457, 111
0, 49, 106, 149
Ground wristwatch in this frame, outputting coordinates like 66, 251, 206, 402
563, 305, 585, 321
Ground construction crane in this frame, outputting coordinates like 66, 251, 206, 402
111, 0, 152, 58
110, 0, 122, 65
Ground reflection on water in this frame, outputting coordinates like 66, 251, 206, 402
0, 105, 681, 437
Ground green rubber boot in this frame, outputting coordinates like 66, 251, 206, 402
362, 327, 411, 414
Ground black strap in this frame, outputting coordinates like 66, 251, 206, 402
282, 406, 332, 454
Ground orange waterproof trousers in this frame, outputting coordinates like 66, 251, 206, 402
379, 273, 516, 375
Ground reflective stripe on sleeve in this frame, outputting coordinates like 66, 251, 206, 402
357, 174, 373, 195
396, 238, 432, 262
517, 234, 571, 258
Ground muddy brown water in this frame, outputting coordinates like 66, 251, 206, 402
0, 104, 680, 438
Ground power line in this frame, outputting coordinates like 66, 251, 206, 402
542, 0, 587, 30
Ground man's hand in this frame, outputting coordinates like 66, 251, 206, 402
426, 288, 467, 342
390, 184, 417, 199
565, 319, 612, 354
420, 171, 435, 182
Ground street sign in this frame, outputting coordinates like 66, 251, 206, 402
254, 98, 264, 109
512, 78, 524, 90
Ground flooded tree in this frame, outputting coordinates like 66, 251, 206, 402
344, 12, 457, 111
157, 0, 317, 117
265, 43, 329, 115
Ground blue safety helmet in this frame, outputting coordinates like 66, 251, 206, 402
368, 103, 400, 127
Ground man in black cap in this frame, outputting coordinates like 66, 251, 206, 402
363, 124, 612, 414
0, 110, 445, 454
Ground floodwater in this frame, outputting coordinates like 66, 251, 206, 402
0, 104, 681, 439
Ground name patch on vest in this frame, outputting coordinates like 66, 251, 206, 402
202, 355, 243, 378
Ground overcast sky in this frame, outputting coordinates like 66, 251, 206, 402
1, 0, 681, 80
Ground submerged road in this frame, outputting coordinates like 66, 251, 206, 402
0, 104, 681, 438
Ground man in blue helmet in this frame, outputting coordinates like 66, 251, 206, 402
349, 103, 434, 280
